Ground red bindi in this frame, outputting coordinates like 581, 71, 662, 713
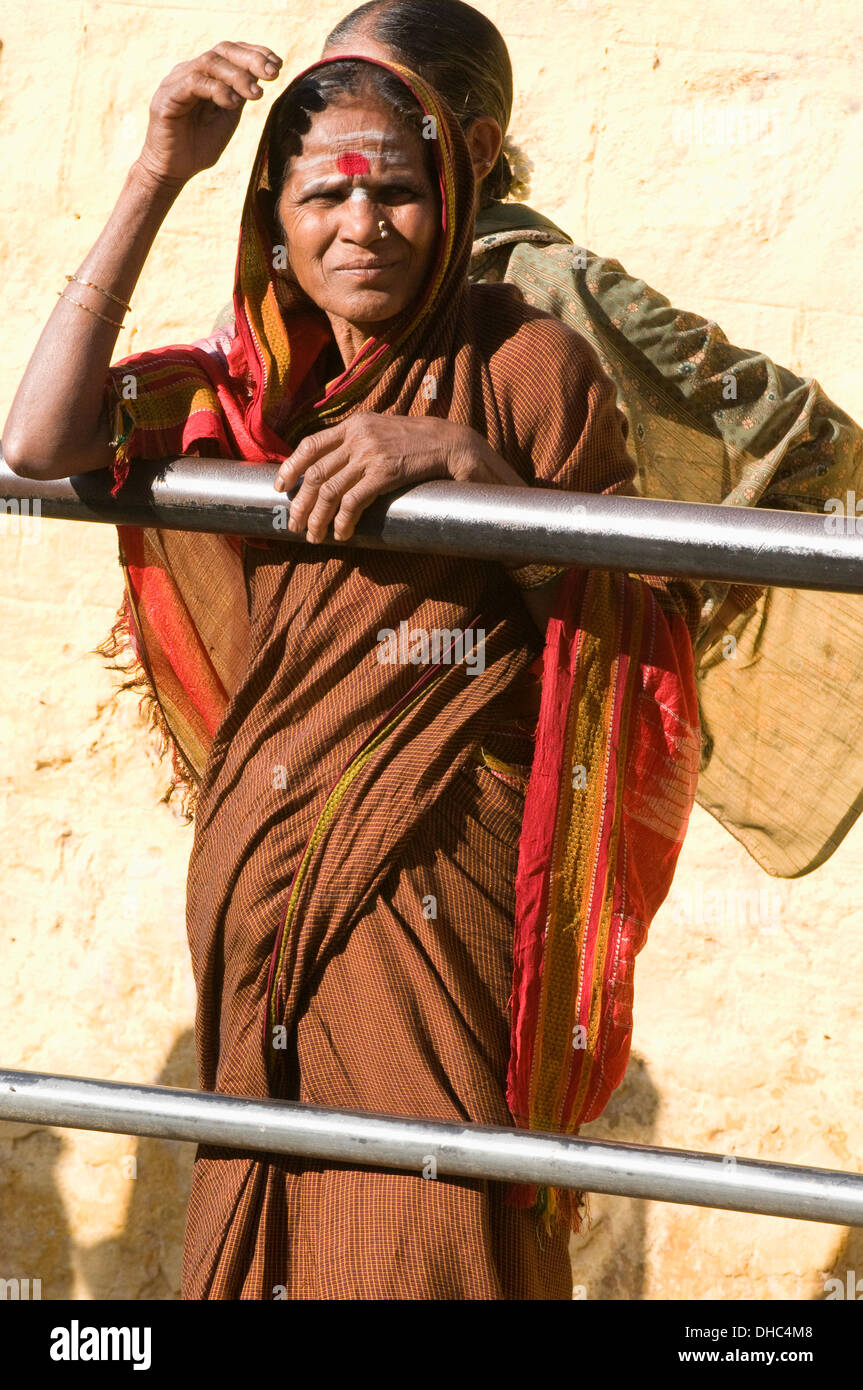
337, 152, 371, 177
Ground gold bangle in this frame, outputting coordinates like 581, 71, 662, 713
57, 291, 126, 330
65, 274, 131, 312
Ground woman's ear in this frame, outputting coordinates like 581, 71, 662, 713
463, 116, 503, 184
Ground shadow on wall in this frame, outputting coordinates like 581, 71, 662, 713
78, 1031, 197, 1301
569, 1053, 659, 1300
0, 1125, 73, 1300
570, 1052, 862, 1302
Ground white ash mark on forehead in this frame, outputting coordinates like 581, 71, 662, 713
294, 147, 410, 173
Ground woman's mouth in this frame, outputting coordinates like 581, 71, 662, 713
334, 261, 398, 279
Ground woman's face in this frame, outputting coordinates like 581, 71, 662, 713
276, 94, 440, 334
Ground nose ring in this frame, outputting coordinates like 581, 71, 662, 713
378, 219, 390, 239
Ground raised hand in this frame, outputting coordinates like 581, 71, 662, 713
135, 40, 283, 190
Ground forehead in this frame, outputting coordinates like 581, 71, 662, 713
284, 98, 423, 176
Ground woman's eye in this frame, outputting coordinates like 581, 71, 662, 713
380, 186, 418, 203
301, 185, 420, 207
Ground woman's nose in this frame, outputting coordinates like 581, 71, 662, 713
342, 188, 385, 241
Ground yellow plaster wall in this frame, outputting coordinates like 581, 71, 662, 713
1, 0, 861, 1300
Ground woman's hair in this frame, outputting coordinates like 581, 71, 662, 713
269, 59, 438, 209
324, 0, 524, 204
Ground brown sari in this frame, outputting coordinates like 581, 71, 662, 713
178, 302, 645, 1298
99, 55, 699, 1298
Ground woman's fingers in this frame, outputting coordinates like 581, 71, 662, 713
200, 45, 283, 101
210, 41, 283, 81
198, 54, 266, 102
308, 464, 416, 545
284, 445, 353, 535
178, 72, 247, 112
159, 44, 282, 113
304, 463, 366, 543
333, 478, 396, 542
275, 424, 348, 494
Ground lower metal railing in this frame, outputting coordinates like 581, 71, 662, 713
1, 1070, 861, 1226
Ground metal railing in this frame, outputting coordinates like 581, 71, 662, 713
2, 1069, 862, 1226
2, 456, 863, 591
2, 452, 862, 1227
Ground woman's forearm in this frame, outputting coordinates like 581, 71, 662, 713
5, 42, 282, 480
3, 162, 182, 480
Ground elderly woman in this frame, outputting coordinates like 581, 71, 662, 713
311, 0, 863, 883
3, 47, 700, 1299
